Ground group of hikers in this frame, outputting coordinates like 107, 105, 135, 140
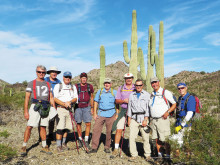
20, 65, 197, 164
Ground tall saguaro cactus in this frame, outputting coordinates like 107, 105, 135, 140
159, 21, 164, 87
123, 10, 138, 81
99, 45, 106, 88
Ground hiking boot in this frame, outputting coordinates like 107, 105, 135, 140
40, 145, 52, 155
62, 144, 69, 151
85, 141, 91, 150
57, 146, 63, 153
146, 156, 154, 163
110, 149, 119, 158
104, 148, 111, 153
87, 149, 97, 154
78, 140, 83, 148
20, 146, 27, 156
128, 156, 137, 162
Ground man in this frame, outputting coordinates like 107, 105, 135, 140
20, 65, 56, 156
111, 73, 135, 157
89, 78, 119, 153
127, 79, 152, 162
74, 72, 94, 150
53, 71, 78, 152
170, 83, 196, 147
149, 77, 176, 161
45, 66, 61, 142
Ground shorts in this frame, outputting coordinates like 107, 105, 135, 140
56, 107, 73, 130
75, 106, 92, 123
117, 116, 126, 129
27, 104, 50, 127
151, 117, 171, 142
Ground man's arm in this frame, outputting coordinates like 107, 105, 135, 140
90, 93, 94, 114
93, 101, 98, 120
24, 92, 31, 120
162, 103, 176, 119
50, 92, 56, 108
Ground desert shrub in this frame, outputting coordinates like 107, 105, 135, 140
170, 115, 220, 164
0, 130, 10, 138
200, 71, 206, 75
0, 144, 17, 161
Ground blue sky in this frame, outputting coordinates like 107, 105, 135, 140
0, 0, 219, 83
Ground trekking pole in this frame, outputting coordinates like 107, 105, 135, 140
69, 111, 79, 154
120, 110, 128, 157
70, 112, 89, 153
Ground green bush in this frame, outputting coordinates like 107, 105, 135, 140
170, 115, 220, 164
0, 130, 10, 138
0, 144, 17, 161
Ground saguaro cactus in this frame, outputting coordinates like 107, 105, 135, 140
159, 21, 164, 87
99, 45, 106, 88
123, 10, 138, 81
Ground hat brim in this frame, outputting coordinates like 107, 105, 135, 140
47, 70, 61, 74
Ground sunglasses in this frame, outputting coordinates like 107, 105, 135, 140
135, 84, 143, 87
36, 71, 46, 74
178, 87, 185, 90
64, 76, 71, 79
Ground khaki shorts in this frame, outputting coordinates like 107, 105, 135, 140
27, 104, 50, 127
151, 117, 170, 142
56, 107, 73, 130
117, 116, 126, 129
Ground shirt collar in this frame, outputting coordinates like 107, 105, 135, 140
123, 84, 135, 90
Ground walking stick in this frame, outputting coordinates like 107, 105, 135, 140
69, 111, 79, 154
120, 110, 128, 157
70, 112, 89, 153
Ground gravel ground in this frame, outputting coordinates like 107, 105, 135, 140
0, 109, 151, 165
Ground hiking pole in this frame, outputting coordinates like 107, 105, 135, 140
120, 110, 128, 157
69, 111, 79, 154
70, 112, 89, 153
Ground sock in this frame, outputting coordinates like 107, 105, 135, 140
42, 140, 47, 147
85, 136, 89, 141
115, 143, 119, 149
57, 140, 62, 147
79, 136, 82, 141
62, 137, 66, 144
23, 142, 27, 147
158, 152, 162, 157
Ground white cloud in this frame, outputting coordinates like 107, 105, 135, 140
203, 33, 220, 46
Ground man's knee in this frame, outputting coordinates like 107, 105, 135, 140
85, 122, 91, 127
116, 129, 123, 134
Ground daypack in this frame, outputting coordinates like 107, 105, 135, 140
77, 83, 91, 103
161, 88, 177, 117
180, 93, 202, 120
32, 79, 51, 118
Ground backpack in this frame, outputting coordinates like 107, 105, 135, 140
99, 88, 114, 101
180, 93, 202, 120
161, 88, 177, 117
77, 83, 91, 101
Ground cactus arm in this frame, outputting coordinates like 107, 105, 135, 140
123, 41, 130, 64
99, 45, 106, 88
138, 47, 146, 80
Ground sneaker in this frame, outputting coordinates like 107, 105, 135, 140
62, 144, 69, 151
85, 141, 91, 150
40, 145, 53, 155
57, 146, 63, 153
128, 156, 137, 162
104, 148, 111, 153
146, 156, 154, 162
78, 140, 83, 148
87, 149, 97, 154
20, 146, 27, 156
110, 149, 119, 158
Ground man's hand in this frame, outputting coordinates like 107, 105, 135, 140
123, 98, 129, 104
93, 113, 98, 120
142, 119, 148, 127
64, 101, 71, 108
127, 117, 131, 127
91, 107, 94, 115
175, 125, 183, 134
115, 114, 118, 120
24, 111, 29, 120
162, 111, 169, 119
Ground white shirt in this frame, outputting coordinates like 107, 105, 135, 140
54, 81, 78, 102
149, 87, 176, 118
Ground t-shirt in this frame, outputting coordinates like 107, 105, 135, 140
115, 84, 135, 109
75, 83, 94, 108
45, 77, 61, 94
26, 80, 52, 101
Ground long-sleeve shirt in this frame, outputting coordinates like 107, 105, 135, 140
127, 90, 150, 123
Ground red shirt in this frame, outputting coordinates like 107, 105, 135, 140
75, 83, 94, 108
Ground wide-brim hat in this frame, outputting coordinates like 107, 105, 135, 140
47, 66, 61, 74
124, 73, 134, 78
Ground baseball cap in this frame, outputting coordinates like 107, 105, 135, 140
124, 73, 134, 78
80, 72, 87, 78
150, 77, 159, 83
104, 78, 111, 83
63, 71, 72, 77
177, 82, 187, 88
47, 66, 61, 74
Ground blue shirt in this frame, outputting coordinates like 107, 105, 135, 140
45, 77, 61, 95
177, 92, 196, 127
94, 88, 117, 117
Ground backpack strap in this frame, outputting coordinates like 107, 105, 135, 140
87, 83, 91, 97
162, 88, 168, 105
77, 83, 81, 95
58, 83, 63, 93
184, 94, 191, 112
111, 88, 114, 97
46, 81, 50, 101
33, 79, 37, 99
